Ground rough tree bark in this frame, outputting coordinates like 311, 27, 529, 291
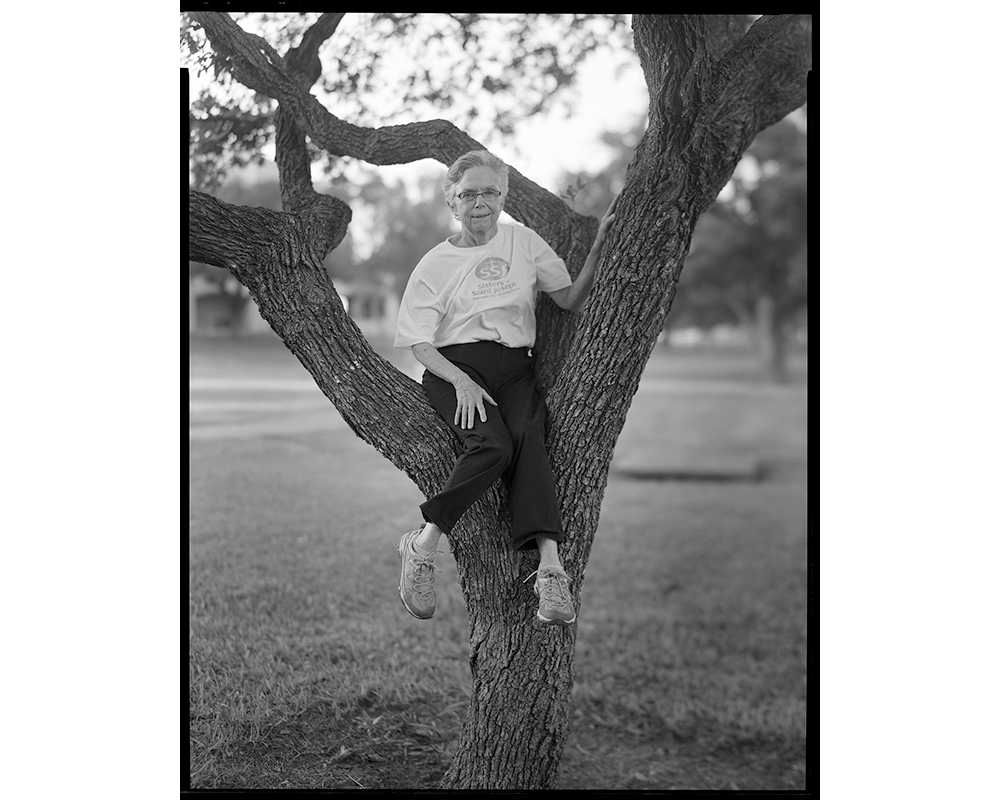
187, 12, 811, 789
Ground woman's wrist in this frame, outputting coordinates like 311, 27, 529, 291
448, 370, 471, 388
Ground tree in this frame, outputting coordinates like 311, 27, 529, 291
184, 13, 633, 192
680, 115, 808, 380
347, 174, 457, 292
186, 12, 812, 789
559, 113, 808, 375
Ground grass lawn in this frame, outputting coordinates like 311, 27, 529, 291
188, 333, 810, 790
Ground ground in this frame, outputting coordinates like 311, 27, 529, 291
188, 333, 810, 790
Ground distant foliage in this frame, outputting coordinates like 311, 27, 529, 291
342, 174, 456, 290
556, 121, 644, 219
680, 114, 807, 332
558, 176, 588, 211
558, 112, 807, 339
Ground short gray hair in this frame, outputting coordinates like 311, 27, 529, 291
442, 150, 509, 208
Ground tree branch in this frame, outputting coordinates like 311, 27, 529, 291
285, 12, 345, 88
275, 14, 346, 216
189, 187, 459, 501
189, 190, 290, 268
659, 14, 811, 216
188, 11, 626, 474
629, 15, 713, 207
188, 11, 592, 250
706, 14, 798, 106
702, 15, 754, 60
188, 189, 349, 269
710, 15, 812, 133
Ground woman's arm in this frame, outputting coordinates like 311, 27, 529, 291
548, 195, 619, 313
412, 342, 497, 430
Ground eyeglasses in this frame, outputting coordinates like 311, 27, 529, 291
456, 189, 502, 203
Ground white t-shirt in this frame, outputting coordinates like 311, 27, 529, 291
394, 223, 572, 350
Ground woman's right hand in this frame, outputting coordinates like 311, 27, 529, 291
453, 374, 497, 430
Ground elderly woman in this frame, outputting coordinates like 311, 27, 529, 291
394, 150, 617, 626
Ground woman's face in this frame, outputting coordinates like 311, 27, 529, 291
451, 166, 505, 238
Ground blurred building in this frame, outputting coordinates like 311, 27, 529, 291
188, 270, 398, 338
189, 274, 269, 335
337, 276, 401, 339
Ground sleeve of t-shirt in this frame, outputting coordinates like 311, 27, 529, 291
394, 267, 444, 349
528, 229, 572, 292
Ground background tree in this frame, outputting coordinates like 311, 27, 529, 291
559, 112, 808, 378
344, 174, 457, 292
682, 115, 807, 380
186, 12, 811, 789
555, 122, 645, 218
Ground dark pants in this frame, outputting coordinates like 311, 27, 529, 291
420, 341, 565, 551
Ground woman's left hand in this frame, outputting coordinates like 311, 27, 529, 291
548, 193, 622, 312
593, 194, 620, 251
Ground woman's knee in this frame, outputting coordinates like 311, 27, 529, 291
503, 396, 548, 444
504, 414, 546, 450
464, 429, 514, 473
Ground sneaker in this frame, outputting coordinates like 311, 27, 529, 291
398, 528, 440, 620
531, 565, 576, 626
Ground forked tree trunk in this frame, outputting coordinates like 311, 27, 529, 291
438, 186, 700, 788
187, 12, 811, 790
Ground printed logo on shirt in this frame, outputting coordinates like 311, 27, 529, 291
474, 257, 510, 281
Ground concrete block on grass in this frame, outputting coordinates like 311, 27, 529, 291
612, 451, 760, 481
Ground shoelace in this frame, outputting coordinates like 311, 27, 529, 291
526, 567, 572, 610
407, 548, 443, 599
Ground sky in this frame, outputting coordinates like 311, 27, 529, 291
394, 48, 649, 192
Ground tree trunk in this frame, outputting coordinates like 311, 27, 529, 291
187, 11, 811, 789
755, 293, 788, 383
441, 498, 578, 789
